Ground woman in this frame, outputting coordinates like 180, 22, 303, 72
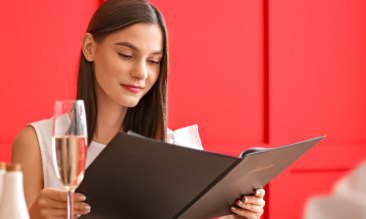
11, 0, 265, 218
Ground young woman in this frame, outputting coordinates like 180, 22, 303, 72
11, 0, 265, 218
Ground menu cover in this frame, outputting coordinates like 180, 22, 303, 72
76, 132, 325, 219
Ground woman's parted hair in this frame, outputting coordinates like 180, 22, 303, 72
76, 0, 168, 144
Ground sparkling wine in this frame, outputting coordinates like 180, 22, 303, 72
53, 100, 87, 219
53, 136, 87, 191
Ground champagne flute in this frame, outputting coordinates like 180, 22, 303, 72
52, 100, 88, 219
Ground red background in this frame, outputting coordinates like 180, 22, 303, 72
1, 0, 366, 218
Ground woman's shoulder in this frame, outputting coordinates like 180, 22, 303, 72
12, 117, 53, 160
11, 125, 42, 174
13, 125, 39, 148
167, 124, 203, 150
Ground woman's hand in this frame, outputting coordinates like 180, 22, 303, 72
220, 189, 265, 219
29, 188, 91, 219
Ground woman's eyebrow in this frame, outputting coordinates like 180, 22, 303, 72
115, 42, 138, 51
115, 41, 163, 55
152, 50, 163, 55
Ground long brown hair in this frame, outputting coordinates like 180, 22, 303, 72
76, 0, 168, 144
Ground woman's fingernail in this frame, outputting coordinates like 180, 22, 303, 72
79, 195, 86, 201
245, 197, 249, 202
238, 200, 243, 205
76, 215, 81, 218
85, 209, 91, 213
231, 206, 237, 211
85, 205, 91, 210
256, 190, 261, 195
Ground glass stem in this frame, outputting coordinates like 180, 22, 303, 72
67, 190, 74, 219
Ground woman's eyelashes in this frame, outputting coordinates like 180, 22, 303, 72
148, 60, 160, 65
118, 53, 132, 60
118, 52, 160, 65
119, 53, 160, 64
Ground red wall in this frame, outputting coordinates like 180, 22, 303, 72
268, 0, 366, 218
1, 1, 366, 219
0, 0, 99, 161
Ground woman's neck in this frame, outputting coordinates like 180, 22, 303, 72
93, 85, 128, 145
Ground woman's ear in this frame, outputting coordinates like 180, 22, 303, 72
82, 33, 95, 62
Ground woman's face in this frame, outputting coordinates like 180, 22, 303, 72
83, 23, 164, 107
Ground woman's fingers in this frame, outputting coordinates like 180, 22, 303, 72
30, 188, 91, 219
46, 214, 83, 219
236, 200, 263, 214
40, 208, 90, 217
224, 189, 266, 219
40, 208, 67, 217
40, 191, 90, 211
255, 189, 265, 198
46, 199, 90, 213
41, 188, 68, 201
47, 213, 84, 219
74, 193, 87, 201
37, 188, 90, 217
228, 189, 266, 219
38, 198, 67, 209
240, 196, 265, 207
74, 209, 90, 215
74, 201, 91, 213
49, 217, 68, 219
42, 188, 87, 202
231, 206, 262, 219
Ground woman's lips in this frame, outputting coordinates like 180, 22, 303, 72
120, 84, 143, 93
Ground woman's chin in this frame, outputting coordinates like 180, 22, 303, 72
117, 98, 140, 108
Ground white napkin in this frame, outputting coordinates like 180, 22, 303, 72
167, 124, 203, 150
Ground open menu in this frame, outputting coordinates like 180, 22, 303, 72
76, 132, 325, 219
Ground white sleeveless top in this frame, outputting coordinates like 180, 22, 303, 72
28, 117, 203, 191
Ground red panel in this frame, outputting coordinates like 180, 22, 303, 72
270, 170, 352, 219
0, 144, 11, 163
268, 0, 366, 218
269, 0, 366, 144
149, 0, 266, 155
0, 0, 100, 162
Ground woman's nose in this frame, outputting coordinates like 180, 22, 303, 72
131, 61, 148, 80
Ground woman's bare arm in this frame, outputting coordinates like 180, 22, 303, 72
11, 126, 91, 218
11, 126, 43, 209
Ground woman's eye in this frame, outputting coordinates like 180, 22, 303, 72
149, 60, 160, 65
118, 53, 132, 59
